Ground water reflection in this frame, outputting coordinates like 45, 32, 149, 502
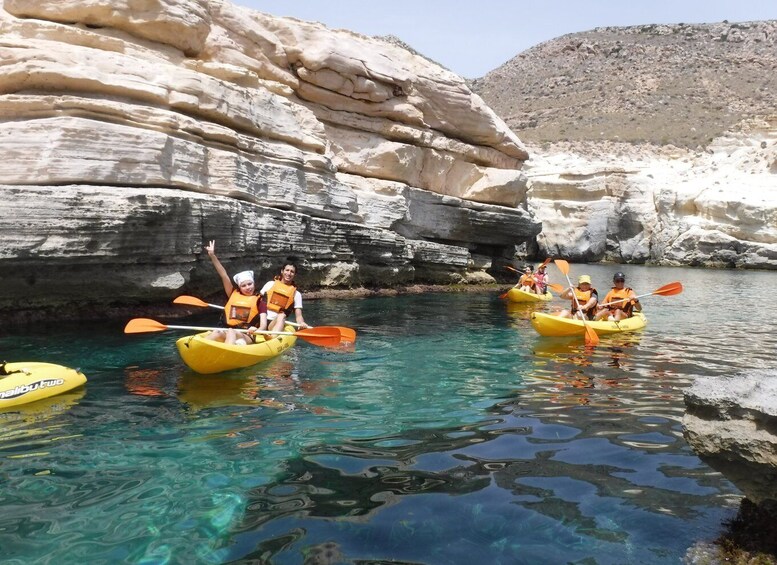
124, 366, 170, 398
2, 265, 773, 563
0, 389, 86, 456
505, 300, 556, 325
230, 396, 737, 564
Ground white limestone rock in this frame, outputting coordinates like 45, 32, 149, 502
525, 116, 777, 267
5, 0, 212, 56
683, 372, 777, 505
0, 0, 537, 321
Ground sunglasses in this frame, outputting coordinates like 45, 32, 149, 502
614, 278, 625, 282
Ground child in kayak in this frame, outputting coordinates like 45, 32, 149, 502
558, 275, 598, 319
533, 263, 548, 295
518, 265, 536, 292
204, 240, 267, 345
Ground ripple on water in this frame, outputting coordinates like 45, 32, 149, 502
1, 267, 767, 563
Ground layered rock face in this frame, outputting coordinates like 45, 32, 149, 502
524, 118, 777, 266
683, 373, 777, 508
0, 0, 536, 322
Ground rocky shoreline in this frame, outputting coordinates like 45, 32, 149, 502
304, 282, 507, 300
683, 373, 777, 564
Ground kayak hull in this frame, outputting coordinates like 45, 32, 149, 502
175, 328, 297, 374
0, 362, 87, 409
506, 288, 553, 303
530, 312, 647, 337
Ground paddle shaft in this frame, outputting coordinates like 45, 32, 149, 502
176, 296, 307, 325
173, 295, 356, 341
161, 324, 295, 336
598, 282, 682, 307
554, 259, 599, 346
562, 279, 588, 319
598, 296, 640, 308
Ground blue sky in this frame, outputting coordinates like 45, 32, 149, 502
234, 0, 776, 78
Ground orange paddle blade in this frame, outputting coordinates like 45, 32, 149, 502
547, 283, 565, 294
554, 259, 570, 275
654, 281, 683, 296
295, 327, 342, 347
124, 318, 169, 334
539, 257, 552, 268
583, 323, 600, 346
309, 325, 357, 343
334, 327, 357, 342
173, 295, 211, 308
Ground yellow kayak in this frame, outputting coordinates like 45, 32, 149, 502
175, 327, 297, 374
506, 287, 553, 303
0, 362, 87, 409
530, 312, 647, 337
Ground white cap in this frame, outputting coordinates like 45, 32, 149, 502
232, 270, 254, 286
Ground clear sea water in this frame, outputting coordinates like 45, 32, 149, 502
1, 264, 775, 564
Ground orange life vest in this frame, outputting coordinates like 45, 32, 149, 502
265, 279, 296, 314
571, 287, 597, 318
603, 287, 635, 314
224, 291, 262, 327
519, 274, 535, 288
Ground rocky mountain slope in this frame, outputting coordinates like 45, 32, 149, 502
473, 21, 777, 268
473, 21, 777, 148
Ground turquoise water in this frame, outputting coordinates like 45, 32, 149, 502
1, 264, 775, 564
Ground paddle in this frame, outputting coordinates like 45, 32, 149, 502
173, 295, 222, 309
173, 295, 357, 343
597, 281, 683, 307
498, 266, 521, 298
286, 321, 357, 343
123, 318, 342, 347
554, 259, 599, 346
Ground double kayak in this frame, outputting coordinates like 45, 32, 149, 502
0, 362, 87, 409
175, 327, 297, 374
530, 312, 647, 337
505, 287, 553, 303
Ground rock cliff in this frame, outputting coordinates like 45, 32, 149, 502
0, 0, 536, 323
474, 22, 777, 267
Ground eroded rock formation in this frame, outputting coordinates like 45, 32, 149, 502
0, 0, 536, 323
683, 372, 777, 507
524, 118, 777, 266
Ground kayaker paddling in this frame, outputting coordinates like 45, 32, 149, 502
557, 275, 598, 320
594, 272, 641, 321
518, 265, 536, 293
203, 240, 267, 345
533, 263, 549, 295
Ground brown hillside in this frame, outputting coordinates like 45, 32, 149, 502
471, 21, 777, 148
